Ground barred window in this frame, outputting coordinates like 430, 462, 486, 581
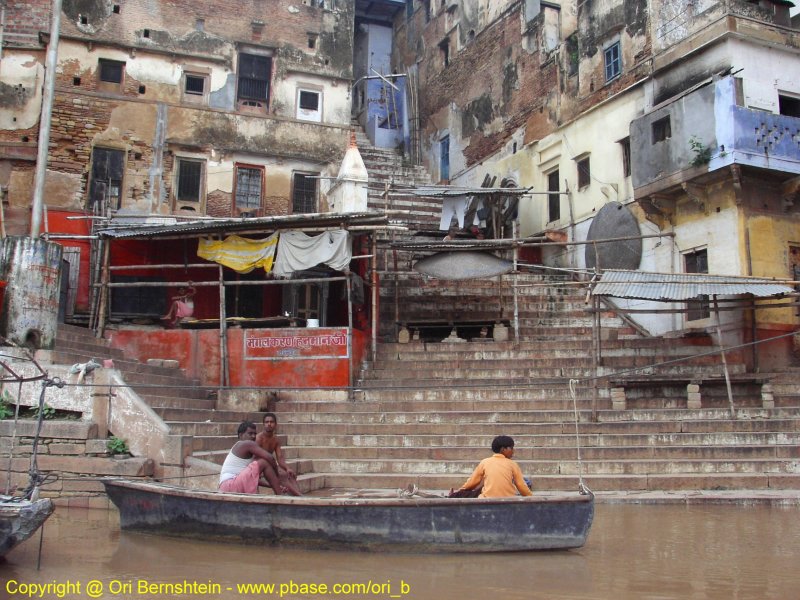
177, 159, 203, 202
235, 166, 263, 210
238, 53, 272, 104
292, 173, 317, 213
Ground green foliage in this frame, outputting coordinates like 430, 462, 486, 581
107, 436, 130, 456
0, 390, 16, 420
689, 136, 712, 167
32, 402, 56, 420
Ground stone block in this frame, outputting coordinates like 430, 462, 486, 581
687, 392, 701, 409
162, 359, 180, 369
612, 399, 627, 410
61, 477, 105, 494
493, 323, 509, 342
686, 384, 700, 393
217, 389, 277, 412
48, 442, 85, 455
397, 327, 410, 344
85, 439, 109, 454
146, 358, 164, 367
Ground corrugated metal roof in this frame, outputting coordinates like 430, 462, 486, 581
592, 269, 794, 300
97, 212, 390, 240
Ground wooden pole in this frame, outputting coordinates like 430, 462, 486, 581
218, 264, 229, 391
713, 295, 736, 419
96, 241, 111, 339
591, 294, 599, 422
347, 272, 354, 399
512, 221, 519, 344
371, 234, 378, 364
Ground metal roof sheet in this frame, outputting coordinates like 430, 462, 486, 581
591, 269, 794, 300
97, 212, 390, 240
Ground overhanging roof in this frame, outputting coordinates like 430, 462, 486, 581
591, 269, 794, 301
96, 212, 391, 240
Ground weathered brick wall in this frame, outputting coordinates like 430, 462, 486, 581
207, 189, 232, 217
3, 0, 51, 44
394, 4, 558, 170
59, 0, 355, 78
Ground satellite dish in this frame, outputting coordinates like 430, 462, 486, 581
585, 202, 642, 270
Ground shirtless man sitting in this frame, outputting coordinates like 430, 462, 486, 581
255, 412, 303, 496
218, 421, 287, 495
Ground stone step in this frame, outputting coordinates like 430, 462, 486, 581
360, 360, 735, 380
143, 395, 216, 411
316, 472, 796, 492
284, 443, 800, 461
307, 457, 800, 476
283, 431, 800, 448
272, 416, 800, 434
154, 407, 265, 422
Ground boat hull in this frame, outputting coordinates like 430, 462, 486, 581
103, 479, 593, 553
0, 497, 54, 557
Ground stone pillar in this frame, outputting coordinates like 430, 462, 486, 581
760, 384, 775, 409
610, 387, 626, 410
687, 383, 701, 409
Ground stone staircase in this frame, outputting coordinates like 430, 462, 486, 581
36, 134, 800, 498
51, 324, 323, 493
269, 271, 800, 493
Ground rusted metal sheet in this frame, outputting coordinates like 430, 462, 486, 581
413, 251, 513, 280
0, 236, 63, 349
592, 269, 794, 300
104, 479, 594, 553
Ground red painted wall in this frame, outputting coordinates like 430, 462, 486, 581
47, 210, 92, 310
106, 326, 368, 389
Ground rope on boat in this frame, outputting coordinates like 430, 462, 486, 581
569, 378, 592, 496
23, 378, 65, 501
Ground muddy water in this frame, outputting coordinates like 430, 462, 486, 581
3, 504, 799, 599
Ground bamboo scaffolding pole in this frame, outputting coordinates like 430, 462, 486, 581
371, 234, 378, 364
218, 264, 229, 391
96, 241, 111, 339
109, 263, 218, 271
97, 276, 349, 288
512, 221, 519, 344
346, 272, 354, 399
713, 296, 736, 419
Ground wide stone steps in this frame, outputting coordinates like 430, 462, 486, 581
282, 443, 799, 461
282, 431, 800, 448
274, 415, 800, 433
360, 357, 731, 378
314, 471, 798, 492
307, 457, 800, 476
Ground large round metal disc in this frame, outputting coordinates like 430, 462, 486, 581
585, 202, 642, 270
414, 251, 513, 280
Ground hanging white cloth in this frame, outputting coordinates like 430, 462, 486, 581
439, 195, 470, 230
272, 230, 352, 278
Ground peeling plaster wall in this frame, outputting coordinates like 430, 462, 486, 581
1, 0, 354, 224
0, 54, 44, 130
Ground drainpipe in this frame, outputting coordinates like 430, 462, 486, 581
31, 0, 63, 238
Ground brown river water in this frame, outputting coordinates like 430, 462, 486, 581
2, 503, 799, 600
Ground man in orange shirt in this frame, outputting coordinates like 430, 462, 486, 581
454, 435, 532, 498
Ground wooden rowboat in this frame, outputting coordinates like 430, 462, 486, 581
103, 479, 594, 553
0, 496, 54, 557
